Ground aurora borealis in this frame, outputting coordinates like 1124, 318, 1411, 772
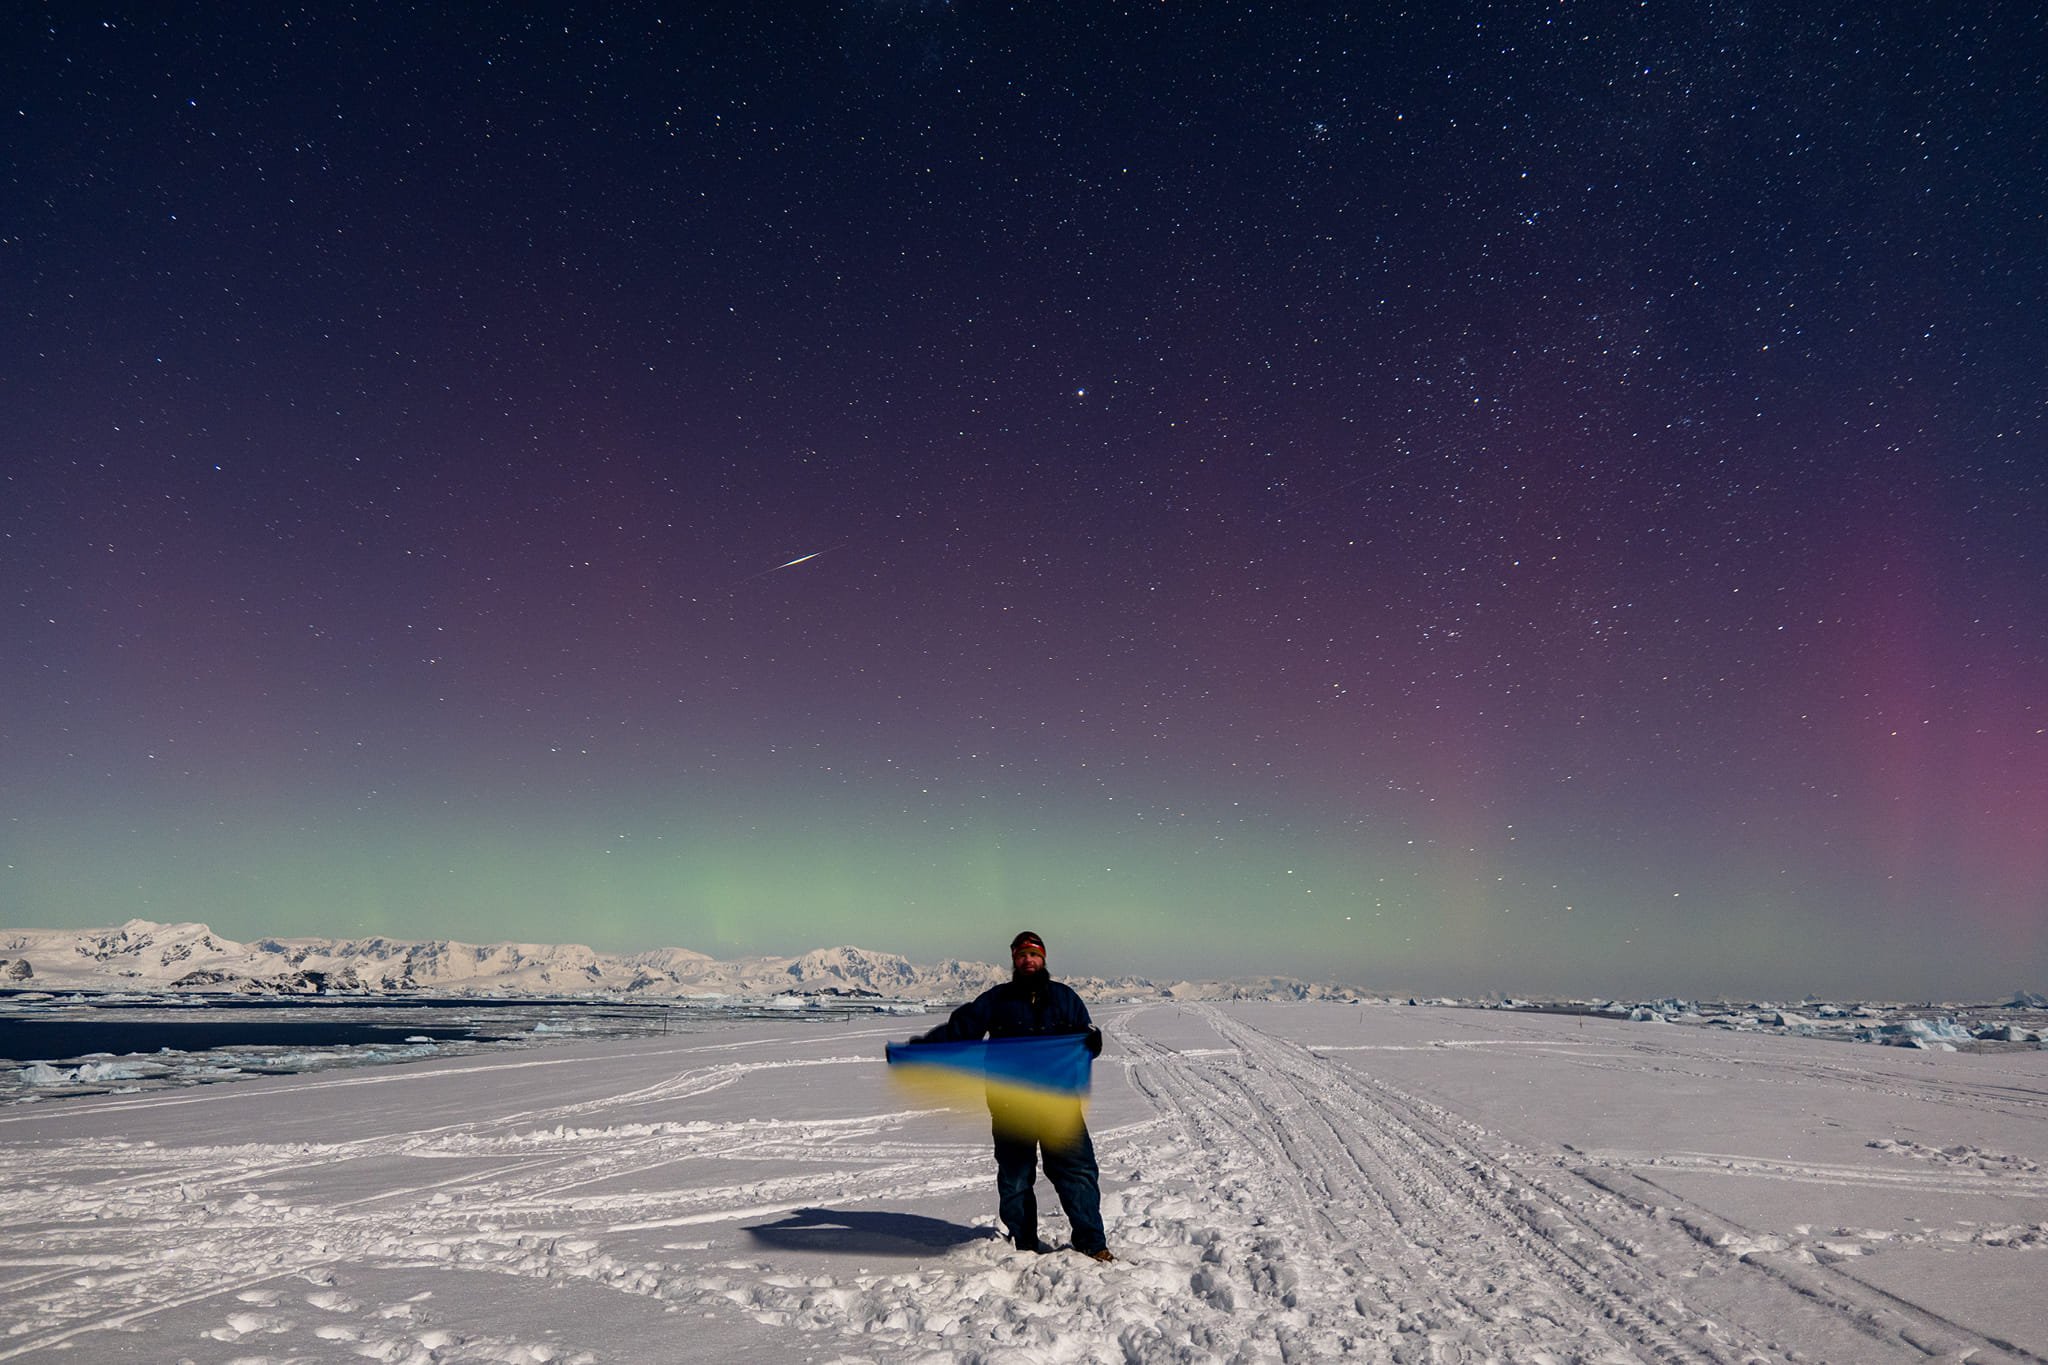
5, 5, 2044, 997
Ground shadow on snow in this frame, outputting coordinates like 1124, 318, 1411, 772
742, 1207, 997, 1257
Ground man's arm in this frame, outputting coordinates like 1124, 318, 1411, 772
910, 988, 996, 1044
1056, 983, 1104, 1055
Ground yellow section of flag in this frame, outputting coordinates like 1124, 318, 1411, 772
889, 1062, 1089, 1146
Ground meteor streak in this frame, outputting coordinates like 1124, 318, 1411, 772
725, 546, 837, 591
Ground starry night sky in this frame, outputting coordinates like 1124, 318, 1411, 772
6, 4, 2045, 998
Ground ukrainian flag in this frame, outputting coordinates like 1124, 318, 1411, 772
885, 1034, 1093, 1146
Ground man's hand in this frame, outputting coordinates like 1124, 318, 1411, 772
1085, 1027, 1104, 1057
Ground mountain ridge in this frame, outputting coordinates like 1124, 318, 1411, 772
0, 919, 1368, 1003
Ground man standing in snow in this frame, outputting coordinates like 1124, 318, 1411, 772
910, 930, 1113, 1261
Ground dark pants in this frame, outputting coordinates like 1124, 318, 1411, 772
992, 1121, 1105, 1254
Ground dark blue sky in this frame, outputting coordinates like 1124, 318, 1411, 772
5, 3, 2044, 997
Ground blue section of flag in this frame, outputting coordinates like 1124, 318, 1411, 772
885, 1033, 1093, 1096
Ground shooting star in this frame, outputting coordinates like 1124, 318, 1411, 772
725, 546, 838, 591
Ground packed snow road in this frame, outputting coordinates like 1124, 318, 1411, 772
1, 1003, 2043, 1362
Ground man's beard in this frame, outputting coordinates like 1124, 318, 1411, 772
1012, 963, 1048, 984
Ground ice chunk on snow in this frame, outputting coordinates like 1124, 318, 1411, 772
1875, 1015, 1974, 1047
1878, 1018, 1974, 1048
1976, 1023, 2041, 1043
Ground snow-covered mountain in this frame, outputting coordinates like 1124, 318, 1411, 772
0, 919, 1366, 1002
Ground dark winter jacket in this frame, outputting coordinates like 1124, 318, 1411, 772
916, 975, 1101, 1053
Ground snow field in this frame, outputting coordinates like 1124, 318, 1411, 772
0, 1004, 2044, 1362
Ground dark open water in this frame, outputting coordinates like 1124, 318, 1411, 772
0, 994, 876, 1068
0, 1018, 498, 1062
0, 994, 674, 1064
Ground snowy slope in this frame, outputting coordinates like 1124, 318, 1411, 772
1, 920, 284, 986
2, 1002, 2044, 1363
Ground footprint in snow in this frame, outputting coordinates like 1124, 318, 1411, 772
205, 1309, 293, 1340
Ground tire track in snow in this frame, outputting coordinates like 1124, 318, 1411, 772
7, 1010, 2041, 1363
1566, 1163, 2048, 1365
1274, 1012, 2047, 1365
1519, 1032, 2048, 1124
1560, 1147, 2048, 1199
0, 1050, 980, 1361
1120, 1005, 1763, 1363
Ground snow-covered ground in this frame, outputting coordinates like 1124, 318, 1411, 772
3, 1001, 2045, 1363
